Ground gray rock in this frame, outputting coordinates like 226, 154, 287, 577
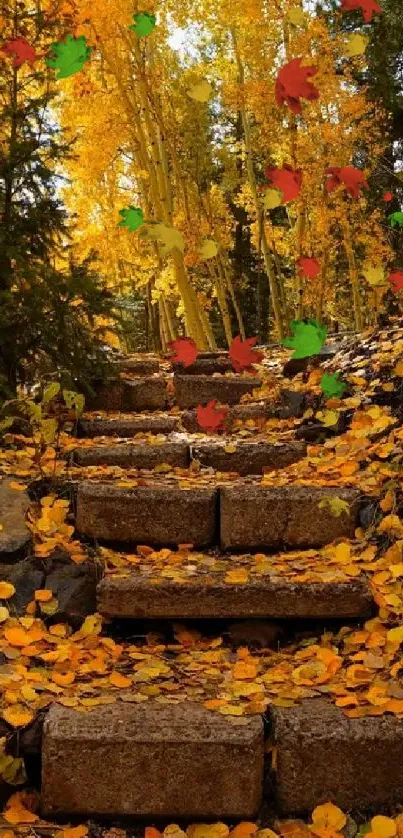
0, 479, 32, 563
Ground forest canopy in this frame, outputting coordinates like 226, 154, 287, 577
1, 0, 403, 366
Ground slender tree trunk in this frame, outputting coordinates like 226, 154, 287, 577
231, 28, 285, 339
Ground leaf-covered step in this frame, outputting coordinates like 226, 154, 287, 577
76, 480, 361, 550
71, 439, 305, 475
73, 441, 189, 469
76, 481, 218, 547
174, 374, 262, 408
191, 440, 306, 475
78, 413, 180, 437
97, 547, 373, 620
87, 376, 168, 411
220, 485, 360, 550
42, 702, 264, 819
272, 697, 403, 814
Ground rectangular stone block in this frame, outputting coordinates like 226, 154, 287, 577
272, 698, 403, 814
192, 441, 306, 476
117, 355, 159, 375
73, 442, 189, 469
78, 415, 180, 437
174, 375, 262, 408
97, 572, 373, 621
181, 403, 275, 433
76, 482, 218, 546
41, 703, 264, 819
173, 357, 233, 375
220, 485, 359, 550
89, 377, 167, 412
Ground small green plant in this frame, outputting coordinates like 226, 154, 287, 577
0, 376, 85, 476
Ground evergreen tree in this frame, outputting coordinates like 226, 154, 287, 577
0, 0, 116, 400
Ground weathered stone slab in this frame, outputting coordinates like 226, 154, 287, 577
174, 375, 262, 408
272, 698, 403, 814
0, 559, 44, 611
220, 486, 360, 550
181, 403, 274, 433
117, 356, 159, 375
89, 378, 167, 412
173, 357, 233, 375
0, 479, 32, 563
41, 702, 263, 819
192, 441, 306, 475
97, 572, 372, 621
78, 415, 180, 437
73, 442, 189, 469
76, 482, 218, 546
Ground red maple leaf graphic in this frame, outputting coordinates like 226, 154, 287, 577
264, 164, 303, 203
296, 257, 321, 278
229, 336, 264, 373
325, 165, 369, 199
275, 57, 320, 115
388, 271, 403, 293
383, 191, 393, 202
3, 37, 38, 68
339, 0, 383, 23
168, 337, 199, 367
196, 400, 228, 433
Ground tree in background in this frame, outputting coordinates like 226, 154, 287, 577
0, 0, 117, 402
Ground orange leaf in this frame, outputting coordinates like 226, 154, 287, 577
109, 671, 132, 688
34, 589, 53, 602
0, 582, 16, 599
52, 671, 75, 686
3, 704, 35, 728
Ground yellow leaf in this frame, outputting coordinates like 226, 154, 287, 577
344, 32, 368, 57
3, 705, 35, 728
387, 626, 403, 645
370, 818, 396, 838
393, 360, 403, 377
78, 613, 102, 637
0, 582, 15, 600
317, 409, 339, 427
264, 188, 282, 210
186, 80, 213, 102
311, 803, 346, 832
224, 444, 237, 453
287, 7, 305, 25
199, 239, 218, 260
0, 606, 10, 622
362, 265, 386, 287
224, 568, 249, 584
9, 482, 26, 492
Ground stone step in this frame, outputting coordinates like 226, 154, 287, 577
41, 702, 263, 819
73, 441, 189, 469
72, 439, 306, 475
172, 357, 233, 375
116, 355, 160, 375
88, 377, 168, 412
76, 481, 218, 547
174, 374, 262, 408
78, 414, 180, 437
76, 481, 360, 549
192, 440, 306, 475
271, 698, 403, 814
97, 549, 373, 620
220, 485, 360, 550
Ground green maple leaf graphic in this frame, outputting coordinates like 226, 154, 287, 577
389, 211, 403, 229
129, 12, 156, 37
117, 206, 144, 232
282, 318, 327, 359
46, 35, 92, 79
320, 372, 346, 399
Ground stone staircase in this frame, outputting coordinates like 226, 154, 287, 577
37, 351, 403, 821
